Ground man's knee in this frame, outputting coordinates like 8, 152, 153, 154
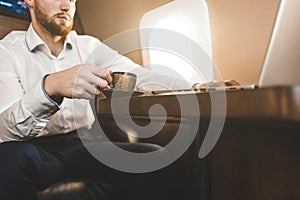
0, 141, 41, 181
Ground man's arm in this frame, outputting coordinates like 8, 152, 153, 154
86, 40, 194, 91
0, 45, 113, 142
0, 85, 59, 141
44, 64, 112, 100
106, 55, 194, 91
0, 46, 59, 141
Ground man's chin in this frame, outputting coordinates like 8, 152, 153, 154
52, 19, 73, 33
48, 27, 72, 36
48, 23, 73, 36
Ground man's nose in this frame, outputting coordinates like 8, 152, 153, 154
60, 0, 71, 11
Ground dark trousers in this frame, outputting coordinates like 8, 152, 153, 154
0, 130, 172, 200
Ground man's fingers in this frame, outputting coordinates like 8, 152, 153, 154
96, 77, 109, 89
100, 70, 113, 84
88, 66, 112, 84
74, 81, 100, 99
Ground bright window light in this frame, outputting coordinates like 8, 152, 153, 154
140, 0, 214, 83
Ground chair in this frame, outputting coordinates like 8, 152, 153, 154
38, 179, 110, 200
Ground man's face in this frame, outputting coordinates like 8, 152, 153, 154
33, 0, 76, 36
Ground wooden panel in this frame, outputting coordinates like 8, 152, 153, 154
0, 15, 29, 39
211, 120, 300, 200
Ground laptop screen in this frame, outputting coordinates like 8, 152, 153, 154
258, 0, 300, 87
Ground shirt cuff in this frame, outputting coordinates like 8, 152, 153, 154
42, 74, 63, 107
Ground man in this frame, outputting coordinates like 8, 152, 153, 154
0, 0, 194, 199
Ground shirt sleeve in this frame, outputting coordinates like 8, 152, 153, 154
88, 39, 194, 91
75, 35, 194, 90
0, 45, 59, 142
106, 55, 194, 91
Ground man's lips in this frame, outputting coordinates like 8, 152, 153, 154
56, 14, 71, 21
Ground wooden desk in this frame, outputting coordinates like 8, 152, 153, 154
96, 86, 300, 200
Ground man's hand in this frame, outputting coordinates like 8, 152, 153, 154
44, 64, 112, 99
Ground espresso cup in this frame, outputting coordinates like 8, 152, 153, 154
111, 72, 137, 91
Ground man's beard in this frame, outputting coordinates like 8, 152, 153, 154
35, 5, 73, 36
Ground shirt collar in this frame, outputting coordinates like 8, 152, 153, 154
25, 23, 74, 52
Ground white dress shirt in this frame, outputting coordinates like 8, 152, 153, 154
0, 24, 192, 142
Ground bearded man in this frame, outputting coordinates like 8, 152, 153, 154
0, 0, 194, 199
